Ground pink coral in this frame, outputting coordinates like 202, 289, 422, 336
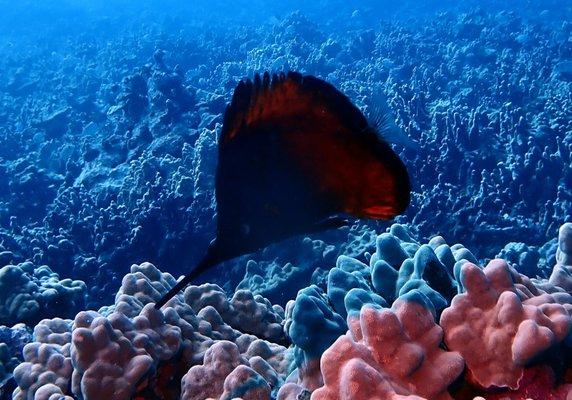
33, 383, 74, 400
185, 284, 286, 343
219, 364, 271, 400
440, 260, 572, 390
72, 315, 148, 399
115, 262, 179, 317
12, 319, 73, 400
180, 340, 276, 400
311, 297, 464, 400
180, 340, 246, 400
10, 263, 290, 400
277, 383, 310, 400
467, 365, 572, 400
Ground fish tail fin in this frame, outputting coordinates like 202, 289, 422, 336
154, 243, 220, 309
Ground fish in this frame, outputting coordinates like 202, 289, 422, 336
155, 71, 410, 309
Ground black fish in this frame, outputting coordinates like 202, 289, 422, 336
155, 71, 410, 308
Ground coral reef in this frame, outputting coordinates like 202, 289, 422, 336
2, 224, 572, 399
180, 341, 274, 400
549, 222, 572, 292
0, 325, 30, 398
312, 293, 464, 400
282, 223, 571, 400
12, 318, 73, 400
1, 1, 572, 398
9, 262, 290, 400
0, 262, 86, 326
441, 260, 571, 390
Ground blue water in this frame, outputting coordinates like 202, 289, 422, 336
0, 1, 571, 397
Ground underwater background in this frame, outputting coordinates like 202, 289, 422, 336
0, 0, 571, 399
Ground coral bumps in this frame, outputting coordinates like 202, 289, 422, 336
1, 5, 571, 313
441, 260, 572, 390
313, 294, 464, 400
12, 263, 289, 400
6, 225, 572, 399
0, 263, 86, 326
280, 224, 572, 400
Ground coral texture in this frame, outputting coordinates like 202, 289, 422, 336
550, 222, 572, 292
312, 292, 464, 400
440, 259, 572, 390
0, 263, 86, 326
5, 227, 572, 399
0, 2, 570, 309
1, 2, 572, 399
9, 262, 289, 400
12, 318, 73, 400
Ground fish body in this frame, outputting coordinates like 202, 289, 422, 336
155, 71, 410, 308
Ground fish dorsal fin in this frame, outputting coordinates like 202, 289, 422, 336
221, 71, 370, 144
